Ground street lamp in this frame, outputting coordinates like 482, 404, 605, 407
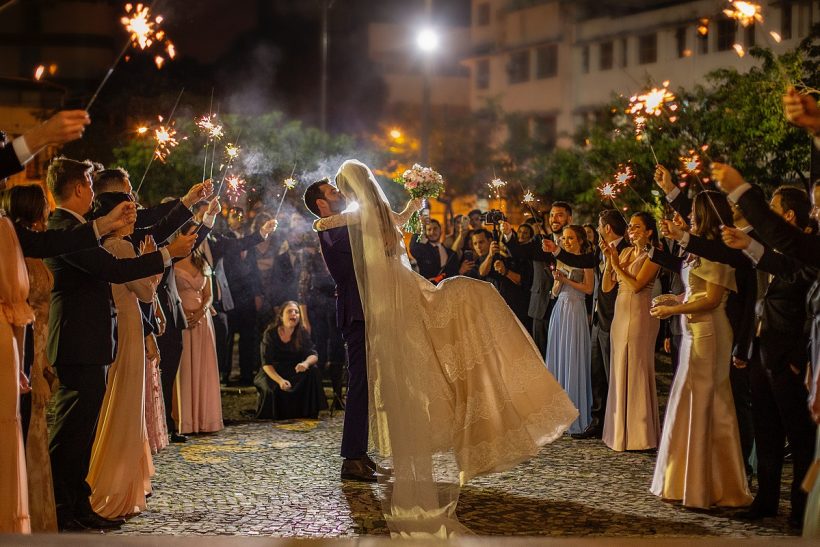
416, 26, 438, 165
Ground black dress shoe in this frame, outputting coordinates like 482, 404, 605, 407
170, 432, 188, 443
361, 454, 392, 476
570, 425, 602, 440
58, 517, 91, 532
341, 458, 377, 482
736, 506, 777, 521
76, 511, 125, 530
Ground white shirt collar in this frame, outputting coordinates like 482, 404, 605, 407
56, 206, 87, 225
611, 236, 624, 247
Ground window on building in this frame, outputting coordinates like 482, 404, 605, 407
745, 23, 756, 47
507, 115, 529, 149
508, 50, 530, 84
676, 27, 689, 58
581, 45, 590, 73
476, 3, 490, 27
781, 2, 792, 40
476, 59, 490, 90
533, 115, 557, 150
717, 18, 737, 51
536, 44, 558, 78
620, 38, 628, 67
697, 19, 709, 54
638, 33, 657, 64
600, 41, 613, 70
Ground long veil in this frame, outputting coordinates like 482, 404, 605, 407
335, 160, 578, 537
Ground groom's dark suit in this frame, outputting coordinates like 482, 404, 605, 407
45, 207, 167, 524
316, 224, 367, 459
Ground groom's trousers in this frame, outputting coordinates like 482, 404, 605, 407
340, 321, 368, 459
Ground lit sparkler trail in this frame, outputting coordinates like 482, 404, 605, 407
214, 128, 243, 197
136, 125, 149, 135
225, 143, 240, 162
274, 165, 299, 220
596, 180, 624, 202
135, 88, 185, 194
86, 1, 174, 111
199, 89, 215, 183
488, 177, 507, 199
679, 150, 702, 179
614, 164, 652, 207
628, 82, 677, 165
152, 121, 178, 162
523, 190, 535, 204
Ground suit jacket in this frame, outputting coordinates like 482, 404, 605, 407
0, 143, 24, 180
207, 230, 265, 312
505, 233, 560, 320
755, 248, 815, 374
317, 225, 364, 328
409, 236, 459, 281
131, 200, 193, 245
557, 238, 628, 332
13, 221, 99, 258
735, 185, 820, 268
45, 208, 166, 366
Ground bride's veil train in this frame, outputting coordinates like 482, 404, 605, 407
334, 159, 577, 537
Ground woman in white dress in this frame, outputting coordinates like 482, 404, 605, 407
312, 160, 578, 537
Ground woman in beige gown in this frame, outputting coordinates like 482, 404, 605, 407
173, 251, 224, 434
601, 212, 661, 452
3, 184, 58, 532
87, 195, 159, 519
0, 216, 34, 533
650, 191, 752, 509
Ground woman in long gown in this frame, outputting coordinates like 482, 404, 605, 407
2, 185, 57, 531
173, 249, 224, 434
144, 327, 168, 454
601, 212, 662, 452
87, 193, 159, 519
544, 226, 594, 435
650, 191, 752, 509
254, 301, 328, 419
0, 215, 34, 534
312, 160, 578, 536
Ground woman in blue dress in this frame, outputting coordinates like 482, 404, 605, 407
545, 225, 595, 434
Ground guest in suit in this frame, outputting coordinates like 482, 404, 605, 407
224, 207, 264, 386
601, 212, 661, 452
0, 111, 89, 180
43, 157, 196, 531
254, 301, 328, 419
720, 186, 817, 527
544, 226, 594, 435
650, 191, 752, 509
409, 217, 459, 283
304, 178, 377, 482
553, 210, 629, 440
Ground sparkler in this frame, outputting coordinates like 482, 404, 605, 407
214, 129, 243, 197
34, 65, 45, 81
274, 165, 299, 220
614, 164, 652, 207
723, 1, 763, 27
86, 2, 174, 111
224, 175, 247, 203
488, 177, 507, 200
595, 180, 625, 207
627, 82, 678, 165
134, 88, 185, 194
675, 148, 728, 225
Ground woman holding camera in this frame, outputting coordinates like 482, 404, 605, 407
601, 211, 661, 452
544, 225, 595, 435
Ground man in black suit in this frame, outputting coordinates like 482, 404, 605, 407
409, 217, 459, 283
719, 186, 817, 526
1, 110, 90, 180
544, 210, 628, 439
43, 157, 197, 531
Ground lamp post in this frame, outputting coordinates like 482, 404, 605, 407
416, 26, 438, 165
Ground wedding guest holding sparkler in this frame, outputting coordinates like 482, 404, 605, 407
1, 111, 90, 180
544, 225, 594, 435
649, 192, 752, 509
602, 212, 661, 452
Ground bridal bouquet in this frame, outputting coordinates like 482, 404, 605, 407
396, 164, 445, 233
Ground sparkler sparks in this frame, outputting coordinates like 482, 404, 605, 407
196, 115, 224, 140
723, 1, 763, 27
628, 83, 677, 118
283, 177, 298, 190
225, 175, 246, 203
121, 3, 175, 69
614, 165, 634, 186
34, 65, 45, 80
733, 43, 746, 58
488, 177, 507, 199
523, 190, 535, 204
152, 116, 179, 162
596, 180, 624, 201
136, 125, 149, 135
225, 143, 240, 161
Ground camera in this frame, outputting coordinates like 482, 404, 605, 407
480, 209, 506, 225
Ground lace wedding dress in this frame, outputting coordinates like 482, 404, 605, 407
315, 160, 578, 537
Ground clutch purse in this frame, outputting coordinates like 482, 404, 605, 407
651, 293, 681, 308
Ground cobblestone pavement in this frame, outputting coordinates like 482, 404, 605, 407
108, 374, 802, 539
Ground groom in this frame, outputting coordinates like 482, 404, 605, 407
304, 178, 376, 482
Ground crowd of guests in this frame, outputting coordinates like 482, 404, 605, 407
0, 84, 818, 537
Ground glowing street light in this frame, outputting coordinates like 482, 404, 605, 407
389, 128, 402, 140
416, 27, 440, 53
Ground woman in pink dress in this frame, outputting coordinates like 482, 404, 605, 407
0, 214, 34, 534
174, 247, 224, 434
87, 193, 160, 519
144, 326, 168, 454
2, 185, 58, 531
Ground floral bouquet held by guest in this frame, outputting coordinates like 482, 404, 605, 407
395, 164, 444, 234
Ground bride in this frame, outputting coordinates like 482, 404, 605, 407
313, 159, 577, 537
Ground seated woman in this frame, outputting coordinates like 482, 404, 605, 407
254, 301, 328, 419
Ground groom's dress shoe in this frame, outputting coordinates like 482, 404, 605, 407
362, 454, 392, 476
170, 432, 188, 443
571, 424, 602, 440
341, 458, 377, 482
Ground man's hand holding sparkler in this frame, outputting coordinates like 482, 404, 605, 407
166, 232, 197, 258
181, 179, 214, 208
260, 219, 279, 239
659, 218, 685, 242
711, 162, 747, 194
721, 226, 753, 250
783, 86, 820, 136
653, 165, 675, 195
541, 238, 559, 254
95, 201, 138, 236
23, 110, 90, 152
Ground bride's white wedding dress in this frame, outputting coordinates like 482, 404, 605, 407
315, 160, 577, 537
